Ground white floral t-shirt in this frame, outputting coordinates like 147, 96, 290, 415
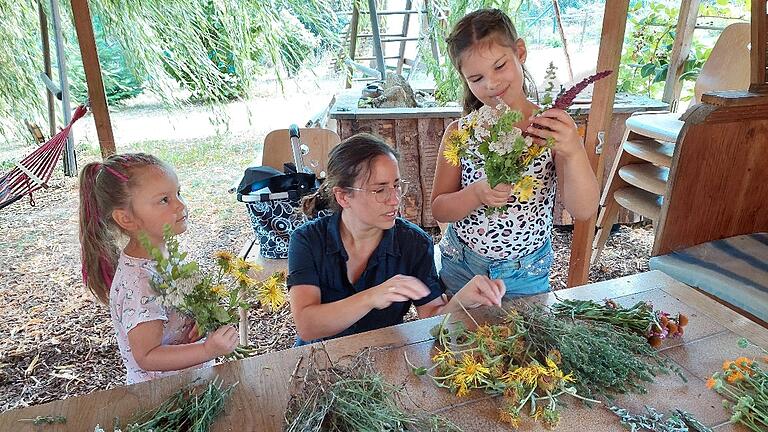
109, 251, 210, 384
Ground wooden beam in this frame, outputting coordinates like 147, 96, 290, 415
750, 0, 767, 89
70, 0, 115, 157
566, 0, 630, 287
662, 0, 701, 107
37, 0, 56, 138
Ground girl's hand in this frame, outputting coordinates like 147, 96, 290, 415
527, 109, 583, 160
470, 180, 512, 208
452, 275, 505, 308
203, 325, 239, 357
368, 275, 430, 310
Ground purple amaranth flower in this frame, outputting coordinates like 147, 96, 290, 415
551, 70, 613, 111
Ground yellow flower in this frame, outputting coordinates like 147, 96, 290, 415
443, 129, 469, 166
432, 348, 456, 365
210, 284, 228, 297
456, 381, 470, 397
235, 271, 257, 287
257, 274, 287, 311
214, 250, 235, 262
499, 409, 521, 427
234, 257, 251, 274
513, 176, 539, 202
453, 354, 490, 388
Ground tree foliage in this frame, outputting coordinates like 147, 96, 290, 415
0, 0, 341, 144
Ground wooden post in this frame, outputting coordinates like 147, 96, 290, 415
566, 0, 630, 287
662, 0, 701, 109
346, 4, 360, 88
552, 0, 573, 81
750, 0, 768, 91
37, 0, 56, 138
70, 0, 116, 157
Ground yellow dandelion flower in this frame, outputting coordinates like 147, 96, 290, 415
432, 348, 456, 365
257, 274, 287, 311
235, 271, 257, 287
210, 284, 228, 297
214, 250, 235, 262
513, 176, 539, 202
249, 262, 264, 273
456, 381, 470, 397
453, 354, 490, 388
234, 257, 251, 274
443, 129, 469, 166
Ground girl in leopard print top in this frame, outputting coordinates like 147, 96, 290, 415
431, 9, 599, 298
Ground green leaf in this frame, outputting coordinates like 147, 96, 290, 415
640, 63, 656, 78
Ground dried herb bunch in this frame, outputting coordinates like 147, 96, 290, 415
94, 377, 236, 432
521, 306, 684, 400
551, 298, 688, 347
285, 347, 462, 432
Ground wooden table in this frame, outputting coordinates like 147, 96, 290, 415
329, 89, 667, 227
3, 270, 765, 431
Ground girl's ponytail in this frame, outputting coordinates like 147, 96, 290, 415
79, 162, 120, 304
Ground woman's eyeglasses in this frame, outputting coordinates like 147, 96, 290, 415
344, 181, 409, 204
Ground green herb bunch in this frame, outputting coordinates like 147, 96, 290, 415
94, 377, 236, 432
551, 298, 689, 348
285, 348, 462, 432
520, 306, 684, 400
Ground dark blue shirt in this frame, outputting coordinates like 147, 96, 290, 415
287, 212, 444, 341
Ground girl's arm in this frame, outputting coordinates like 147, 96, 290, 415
290, 275, 431, 341
431, 121, 512, 222
528, 109, 599, 220
128, 321, 238, 372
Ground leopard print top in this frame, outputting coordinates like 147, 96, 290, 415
453, 142, 556, 260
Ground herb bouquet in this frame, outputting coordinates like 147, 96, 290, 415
707, 338, 768, 432
442, 70, 612, 214
140, 226, 288, 359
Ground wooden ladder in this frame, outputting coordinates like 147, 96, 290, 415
344, 0, 438, 87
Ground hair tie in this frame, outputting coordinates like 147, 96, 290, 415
103, 165, 128, 182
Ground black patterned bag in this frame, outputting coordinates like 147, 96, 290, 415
237, 167, 318, 259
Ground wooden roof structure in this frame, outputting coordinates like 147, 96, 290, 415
70, 0, 768, 285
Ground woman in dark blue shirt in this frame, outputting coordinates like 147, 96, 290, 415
288, 133, 505, 344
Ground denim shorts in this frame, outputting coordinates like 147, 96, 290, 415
438, 224, 553, 299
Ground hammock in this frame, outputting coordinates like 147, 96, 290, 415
0, 104, 88, 211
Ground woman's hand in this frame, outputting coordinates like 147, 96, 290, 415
527, 109, 583, 160
470, 180, 512, 208
452, 275, 505, 308
203, 325, 239, 357
367, 275, 431, 310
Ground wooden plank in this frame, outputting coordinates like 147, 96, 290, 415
396, 0, 413, 74
653, 102, 768, 255
567, 0, 630, 287
394, 119, 423, 225
700, 90, 768, 107
750, 0, 767, 87
417, 118, 443, 227
662, 0, 701, 107
70, 0, 116, 157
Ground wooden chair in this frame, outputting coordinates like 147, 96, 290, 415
237, 127, 341, 344
592, 22, 751, 264
261, 127, 340, 176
